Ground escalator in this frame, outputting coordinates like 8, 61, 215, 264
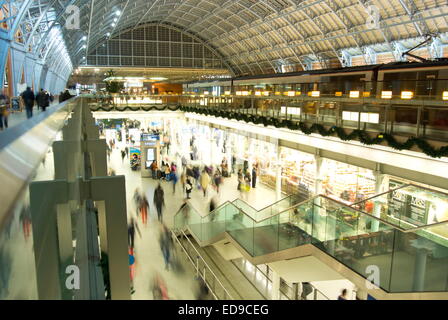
174, 193, 448, 298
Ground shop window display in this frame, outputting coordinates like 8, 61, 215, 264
230, 134, 278, 184
275, 148, 316, 197
321, 160, 376, 205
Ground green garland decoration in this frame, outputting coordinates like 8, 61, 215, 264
180, 106, 448, 159
90, 105, 182, 112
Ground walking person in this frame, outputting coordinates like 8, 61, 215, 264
128, 217, 141, 251
244, 170, 252, 189
237, 169, 243, 191
193, 166, 200, 188
338, 289, 349, 300
252, 165, 257, 188
0, 90, 9, 130
121, 149, 126, 163
36, 89, 50, 112
180, 170, 187, 196
150, 160, 158, 179
139, 195, 149, 225
171, 170, 178, 195
125, 146, 129, 158
200, 169, 211, 198
213, 171, 222, 194
159, 224, 173, 270
164, 163, 171, 181
153, 184, 165, 222
20, 87, 35, 119
133, 188, 142, 216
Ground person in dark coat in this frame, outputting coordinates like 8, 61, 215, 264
252, 166, 257, 188
20, 87, 35, 119
128, 217, 141, 250
59, 89, 73, 103
153, 184, 165, 222
36, 89, 50, 112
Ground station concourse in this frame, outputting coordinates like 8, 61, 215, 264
1, 0, 448, 301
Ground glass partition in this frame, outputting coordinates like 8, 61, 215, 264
0, 97, 99, 299
176, 191, 448, 293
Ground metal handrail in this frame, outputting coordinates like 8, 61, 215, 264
171, 228, 234, 300
177, 188, 448, 244
173, 192, 306, 227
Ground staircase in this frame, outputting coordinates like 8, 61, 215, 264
173, 194, 448, 299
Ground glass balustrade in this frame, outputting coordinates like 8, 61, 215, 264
175, 188, 448, 293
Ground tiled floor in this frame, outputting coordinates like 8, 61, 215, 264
1, 105, 59, 131
104, 129, 278, 300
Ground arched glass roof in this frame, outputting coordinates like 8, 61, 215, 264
3, 0, 448, 76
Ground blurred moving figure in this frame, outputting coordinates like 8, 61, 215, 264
36, 89, 50, 112
209, 196, 218, 221
213, 170, 222, 193
151, 272, 169, 300
133, 188, 142, 215
159, 224, 173, 270
154, 184, 165, 222
170, 170, 178, 194
200, 169, 210, 198
0, 89, 9, 130
179, 198, 189, 225
128, 217, 141, 251
139, 194, 149, 225
196, 278, 210, 300
20, 87, 35, 119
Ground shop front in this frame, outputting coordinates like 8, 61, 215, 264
276, 148, 316, 198
321, 159, 377, 205
274, 147, 378, 205
230, 132, 278, 182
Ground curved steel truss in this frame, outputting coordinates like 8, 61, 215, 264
1, 0, 448, 81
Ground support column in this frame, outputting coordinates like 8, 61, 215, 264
314, 153, 324, 196
372, 164, 386, 232
56, 203, 73, 268
86, 140, 108, 177
412, 246, 429, 292
271, 270, 281, 300
53, 141, 82, 180
313, 152, 328, 245
30, 180, 69, 300
275, 145, 282, 201
96, 201, 108, 254
355, 287, 368, 300
292, 283, 299, 300
90, 176, 131, 300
